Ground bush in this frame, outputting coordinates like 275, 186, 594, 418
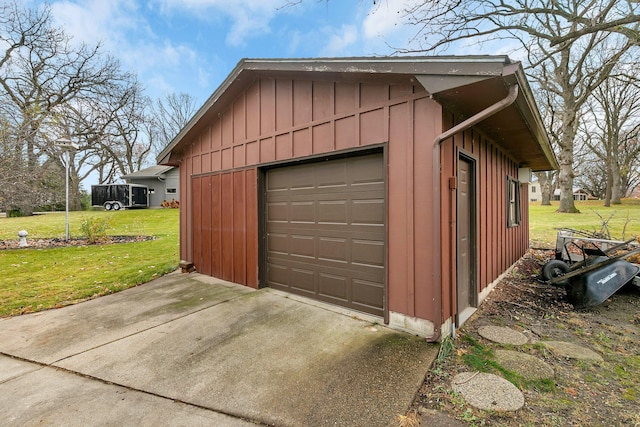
7, 209, 25, 217
161, 199, 180, 208
79, 216, 111, 243
80, 191, 92, 210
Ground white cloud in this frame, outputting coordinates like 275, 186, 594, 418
363, 0, 410, 40
152, 0, 284, 47
359, 0, 436, 54
49, 0, 142, 48
44, 0, 206, 98
319, 25, 358, 57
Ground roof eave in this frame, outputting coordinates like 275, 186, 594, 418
157, 56, 515, 165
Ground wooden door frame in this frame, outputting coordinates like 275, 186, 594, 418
455, 149, 478, 326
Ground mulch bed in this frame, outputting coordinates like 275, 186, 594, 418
0, 235, 154, 250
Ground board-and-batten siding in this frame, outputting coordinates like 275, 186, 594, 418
439, 112, 529, 322
181, 78, 443, 318
178, 75, 530, 326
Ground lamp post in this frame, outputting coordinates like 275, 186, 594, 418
56, 138, 79, 241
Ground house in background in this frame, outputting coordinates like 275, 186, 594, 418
158, 56, 557, 340
121, 165, 179, 207
552, 188, 590, 201
529, 182, 540, 202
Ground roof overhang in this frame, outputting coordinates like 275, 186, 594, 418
157, 56, 557, 172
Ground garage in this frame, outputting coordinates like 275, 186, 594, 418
265, 152, 386, 317
159, 57, 558, 339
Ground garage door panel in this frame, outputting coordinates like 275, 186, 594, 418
352, 199, 385, 225
268, 264, 290, 287
317, 162, 347, 188
266, 153, 385, 317
351, 154, 385, 184
352, 279, 384, 309
291, 268, 315, 292
290, 201, 315, 223
352, 239, 385, 266
267, 233, 288, 254
319, 273, 348, 299
318, 200, 348, 224
318, 237, 348, 263
267, 202, 288, 222
290, 235, 315, 258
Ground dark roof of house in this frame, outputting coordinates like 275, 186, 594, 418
158, 56, 558, 172
121, 165, 175, 180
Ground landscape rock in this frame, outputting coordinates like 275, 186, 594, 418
477, 325, 528, 345
542, 341, 603, 361
494, 350, 554, 380
451, 372, 524, 411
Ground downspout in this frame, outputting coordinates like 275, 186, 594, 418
428, 84, 519, 342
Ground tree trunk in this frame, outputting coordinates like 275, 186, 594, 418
603, 169, 612, 207
611, 166, 622, 204
611, 147, 622, 204
535, 171, 552, 205
557, 143, 579, 213
604, 152, 612, 207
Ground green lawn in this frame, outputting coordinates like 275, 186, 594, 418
0, 209, 179, 317
529, 198, 640, 247
2, 199, 640, 318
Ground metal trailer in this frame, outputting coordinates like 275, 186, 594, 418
541, 228, 640, 308
91, 184, 149, 211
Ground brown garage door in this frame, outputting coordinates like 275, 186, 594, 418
266, 153, 385, 317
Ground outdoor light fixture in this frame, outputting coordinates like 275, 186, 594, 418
55, 138, 79, 241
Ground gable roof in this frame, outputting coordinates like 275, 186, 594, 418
158, 56, 558, 171
121, 165, 175, 180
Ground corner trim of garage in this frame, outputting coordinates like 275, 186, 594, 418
389, 312, 435, 337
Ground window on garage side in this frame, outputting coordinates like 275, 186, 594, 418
507, 177, 521, 227
166, 187, 177, 195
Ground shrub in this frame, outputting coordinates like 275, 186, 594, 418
161, 199, 180, 208
79, 216, 111, 244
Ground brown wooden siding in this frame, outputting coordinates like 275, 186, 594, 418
180, 78, 440, 310
190, 169, 258, 287
439, 110, 530, 322
178, 74, 530, 327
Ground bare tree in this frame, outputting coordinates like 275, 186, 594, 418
0, 1, 152, 212
288, 1, 640, 212
534, 171, 556, 205
63, 75, 153, 184
149, 92, 199, 157
582, 70, 640, 205
574, 155, 607, 200
393, 1, 640, 213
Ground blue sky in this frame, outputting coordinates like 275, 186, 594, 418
31, 0, 433, 105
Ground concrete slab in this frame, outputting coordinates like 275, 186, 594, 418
542, 340, 603, 361
0, 354, 41, 382
55, 290, 437, 426
451, 372, 524, 411
0, 273, 438, 427
0, 363, 255, 427
477, 325, 528, 345
0, 273, 253, 364
494, 350, 554, 380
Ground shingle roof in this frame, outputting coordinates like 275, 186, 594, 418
121, 165, 174, 179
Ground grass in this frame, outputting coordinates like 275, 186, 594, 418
3, 197, 640, 318
460, 335, 556, 393
0, 209, 179, 317
529, 198, 640, 247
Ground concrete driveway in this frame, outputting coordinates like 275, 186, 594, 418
0, 272, 438, 426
